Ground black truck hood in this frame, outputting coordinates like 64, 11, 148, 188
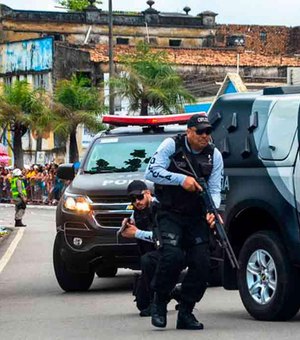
66, 171, 151, 197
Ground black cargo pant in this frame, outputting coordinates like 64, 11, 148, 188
139, 251, 160, 307
134, 243, 159, 311
151, 209, 210, 304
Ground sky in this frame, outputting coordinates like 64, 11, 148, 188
1, 0, 300, 27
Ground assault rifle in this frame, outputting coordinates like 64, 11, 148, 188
172, 150, 240, 270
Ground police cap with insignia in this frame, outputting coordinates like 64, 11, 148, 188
187, 114, 212, 130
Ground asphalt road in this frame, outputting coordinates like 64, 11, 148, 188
0, 206, 300, 340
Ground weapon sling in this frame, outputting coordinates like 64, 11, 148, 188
171, 149, 240, 270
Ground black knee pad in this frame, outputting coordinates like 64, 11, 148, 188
161, 231, 180, 247
163, 244, 185, 268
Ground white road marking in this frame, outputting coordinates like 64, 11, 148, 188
0, 228, 25, 274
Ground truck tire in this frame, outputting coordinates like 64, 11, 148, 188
53, 233, 94, 292
237, 230, 300, 321
96, 266, 118, 278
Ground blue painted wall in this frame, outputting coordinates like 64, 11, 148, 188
184, 102, 212, 113
224, 81, 237, 94
184, 80, 238, 113
0, 37, 53, 74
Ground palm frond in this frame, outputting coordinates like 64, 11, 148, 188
106, 42, 196, 115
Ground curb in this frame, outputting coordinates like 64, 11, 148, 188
0, 203, 56, 210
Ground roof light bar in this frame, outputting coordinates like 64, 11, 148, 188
102, 113, 206, 127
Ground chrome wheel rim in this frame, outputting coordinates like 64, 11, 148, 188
246, 249, 277, 305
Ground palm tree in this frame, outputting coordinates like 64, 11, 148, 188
53, 75, 105, 163
110, 42, 195, 116
57, 0, 102, 11
0, 81, 53, 168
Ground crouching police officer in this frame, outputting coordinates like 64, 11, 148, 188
121, 222, 183, 314
145, 113, 223, 330
10, 168, 27, 227
121, 180, 157, 316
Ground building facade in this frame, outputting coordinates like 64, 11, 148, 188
1, 1, 300, 162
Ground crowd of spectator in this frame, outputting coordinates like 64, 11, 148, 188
0, 163, 68, 205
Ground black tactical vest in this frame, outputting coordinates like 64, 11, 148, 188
133, 203, 155, 255
154, 134, 214, 214
133, 206, 154, 232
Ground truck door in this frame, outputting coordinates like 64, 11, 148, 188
258, 97, 299, 210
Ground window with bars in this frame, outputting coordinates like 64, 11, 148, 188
116, 37, 129, 45
169, 39, 182, 47
260, 32, 267, 43
33, 73, 51, 90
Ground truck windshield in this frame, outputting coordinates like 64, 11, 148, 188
84, 134, 167, 173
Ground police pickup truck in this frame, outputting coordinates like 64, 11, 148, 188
53, 114, 197, 292
209, 86, 300, 321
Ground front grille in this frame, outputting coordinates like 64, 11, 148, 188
65, 222, 88, 230
95, 212, 131, 227
89, 195, 129, 204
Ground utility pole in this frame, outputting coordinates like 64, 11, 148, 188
234, 37, 245, 76
236, 53, 240, 75
108, 0, 114, 115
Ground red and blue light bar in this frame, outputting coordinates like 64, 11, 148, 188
102, 113, 206, 127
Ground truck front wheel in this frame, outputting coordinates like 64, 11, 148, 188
237, 230, 300, 321
53, 233, 94, 292
96, 266, 118, 278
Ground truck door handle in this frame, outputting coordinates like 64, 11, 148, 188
269, 145, 276, 151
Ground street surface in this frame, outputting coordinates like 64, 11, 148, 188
0, 206, 300, 339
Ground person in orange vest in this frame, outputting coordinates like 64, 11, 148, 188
10, 168, 27, 227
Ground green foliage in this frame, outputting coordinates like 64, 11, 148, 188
57, 0, 102, 11
0, 80, 56, 167
110, 42, 195, 115
53, 74, 106, 162
54, 75, 105, 135
0, 81, 51, 132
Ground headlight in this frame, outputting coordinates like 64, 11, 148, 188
64, 195, 91, 213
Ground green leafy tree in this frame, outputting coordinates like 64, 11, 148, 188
53, 75, 105, 163
110, 42, 195, 116
0, 81, 54, 168
57, 0, 102, 11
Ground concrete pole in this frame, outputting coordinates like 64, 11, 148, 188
108, 0, 114, 115
237, 53, 240, 75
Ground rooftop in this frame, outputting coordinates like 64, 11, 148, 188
88, 45, 300, 67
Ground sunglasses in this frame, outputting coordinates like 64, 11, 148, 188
195, 127, 212, 135
130, 193, 144, 203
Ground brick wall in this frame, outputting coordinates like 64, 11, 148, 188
288, 27, 300, 54
216, 24, 290, 55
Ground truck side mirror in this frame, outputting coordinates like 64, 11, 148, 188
57, 164, 75, 180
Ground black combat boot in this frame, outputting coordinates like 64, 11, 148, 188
151, 293, 167, 328
176, 302, 204, 330
139, 304, 152, 317
15, 220, 26, 227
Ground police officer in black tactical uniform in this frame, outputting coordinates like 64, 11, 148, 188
145, 113, 223, 330
122, 180, 185, 317
121, 180, 158, 316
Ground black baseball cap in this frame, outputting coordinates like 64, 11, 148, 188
127, 180, 148, 196
187, 114, 212, 130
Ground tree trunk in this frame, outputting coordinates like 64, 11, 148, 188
140, 98, 149, 116
35, 137, 42, 164
69, 127, 79, 163
13, 124, 24, 168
